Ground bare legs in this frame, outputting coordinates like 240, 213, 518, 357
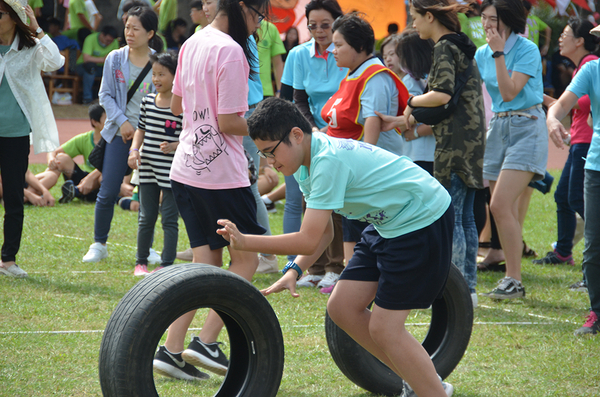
328, 280, 446, 397
164, 244, 258, 352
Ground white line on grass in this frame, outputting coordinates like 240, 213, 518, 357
0, 322, 565, 335
479, 304, 575, 323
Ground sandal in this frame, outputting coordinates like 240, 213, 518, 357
477, 260, 506, 272
522, 241, 537, 258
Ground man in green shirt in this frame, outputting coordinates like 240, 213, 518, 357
522, 0, 552, 56
35, 105, 106, 203
64, 0, 94, 47
257, 21, 286, 97
76, 26, 119, 104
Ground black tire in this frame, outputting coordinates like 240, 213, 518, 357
99, 263, 285, 397
325, 264, 473, 396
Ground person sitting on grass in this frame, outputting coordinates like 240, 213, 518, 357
217, 97, 456, 396
34, 104, 105, 204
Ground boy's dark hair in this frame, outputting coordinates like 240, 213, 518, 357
190, 0, 204, 9
569, 16, 600, 53
216, 0, 270, 77
127, 6, 164, 53
47, 17, 62, 28
88, 104, 105, 124
150, 51, 178, 75
248, 98, 312, 143
387, 23, 399, 34
122, 0, 149, 14
522, 0, 532, 12
410, 0, 467, 33
101, 25, 119, 39
305, 0, 343, 21
332, 13, 374, 55
397, 28, 434, 80
481, 0, 527, 34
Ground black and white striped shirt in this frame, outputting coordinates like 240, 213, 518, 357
138, 93, 182, 189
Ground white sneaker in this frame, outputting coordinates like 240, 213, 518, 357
0, 264, 28, 278
83, 242, 108, 263
296, 274, 323, 288
471, 292, 478, 308
148, 248, 161, 265
317, 272, 340, 288
401, 376, 453, 397
256, 254, 279, 274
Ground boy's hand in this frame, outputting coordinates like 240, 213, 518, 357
159, 141, 177, 154
217, 219, 246, 250
128, 150, 140, 169
261, 271, 300, 298
374, 110, 402, 132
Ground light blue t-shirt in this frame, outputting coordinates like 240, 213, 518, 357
281, 45, 299, 87
351, 57, 402, 156
475, 33, 543, 112
567, 59, 600, 172
294, 132, 452, 238
293, 39, 348, 129
398, 74, 436, 162
247, 36, 263, 106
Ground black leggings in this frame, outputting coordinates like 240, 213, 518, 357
0, 136, 29, 263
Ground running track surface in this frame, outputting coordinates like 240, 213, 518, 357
29, 118, 570, 170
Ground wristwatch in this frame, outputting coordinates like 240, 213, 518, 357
492, 51, 504, 58
35, 27, 43, 35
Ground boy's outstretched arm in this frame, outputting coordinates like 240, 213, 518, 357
217, 208, 334, 297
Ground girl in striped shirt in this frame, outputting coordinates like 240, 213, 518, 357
128, 52, 182, 276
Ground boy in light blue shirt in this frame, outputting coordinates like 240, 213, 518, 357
216, 98, 455, 396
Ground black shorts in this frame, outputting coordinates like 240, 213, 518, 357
65, 163, 97, 202
339, 206, 454, 310
342, 216, 369, 243
171, 180, 266, 250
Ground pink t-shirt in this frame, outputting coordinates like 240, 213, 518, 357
170, 25, 250, 189
570, 54, 597, 145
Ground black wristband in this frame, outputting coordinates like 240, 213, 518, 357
492, 51, 505, 58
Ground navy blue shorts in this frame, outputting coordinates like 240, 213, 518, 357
342, 216, 370, 243
171, 180, 266, 250
339, 206, 454, 310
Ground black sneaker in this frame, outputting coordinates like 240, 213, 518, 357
481, 277, 526, 300
59, 180, 75, 204
532, 251, 574, 266
153, 345, 210, 381
182, 336, 229, 376
569, 279, 587, 292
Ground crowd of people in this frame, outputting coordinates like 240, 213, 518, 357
1, 0, 600, 395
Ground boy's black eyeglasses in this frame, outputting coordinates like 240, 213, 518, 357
257, 135, 286, 159
246, 4, 265, 23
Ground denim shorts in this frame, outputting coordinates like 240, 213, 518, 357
483, 106, 548, 182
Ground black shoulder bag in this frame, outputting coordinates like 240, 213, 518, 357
410, 60, 473, 126
88, 61, 153, 172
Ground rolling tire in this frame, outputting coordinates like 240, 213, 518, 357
98, 263, 285, 397
325, 264, 473, 396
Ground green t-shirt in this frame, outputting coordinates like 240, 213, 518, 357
257, 21, 286, 96
0, 46, 31, 138
526, 15, 548, 47
158, 0, 178, 34
459, 14, 487, 49
61, 130, 97, 172
28, 0, 44, 8
64, 0, 89, 39
77, 32, 119, 65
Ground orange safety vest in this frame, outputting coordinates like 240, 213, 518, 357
321, 64, 409, 141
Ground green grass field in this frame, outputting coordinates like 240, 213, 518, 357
0, 166, 598, 396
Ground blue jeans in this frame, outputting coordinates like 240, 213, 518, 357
94, 137, 130, 243
583, 169, 600, 317
284, 174, 303, 261
137, 184, 178, 266
242, 135, 271, 236
447, 173, 477, 293
76, 63, 103, 103
554, 143, 589, 257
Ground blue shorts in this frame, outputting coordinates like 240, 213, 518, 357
341, 216, 369, 243
483, 106, 548, 182
339, 206, 454, 310
171, 180, 266, 250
